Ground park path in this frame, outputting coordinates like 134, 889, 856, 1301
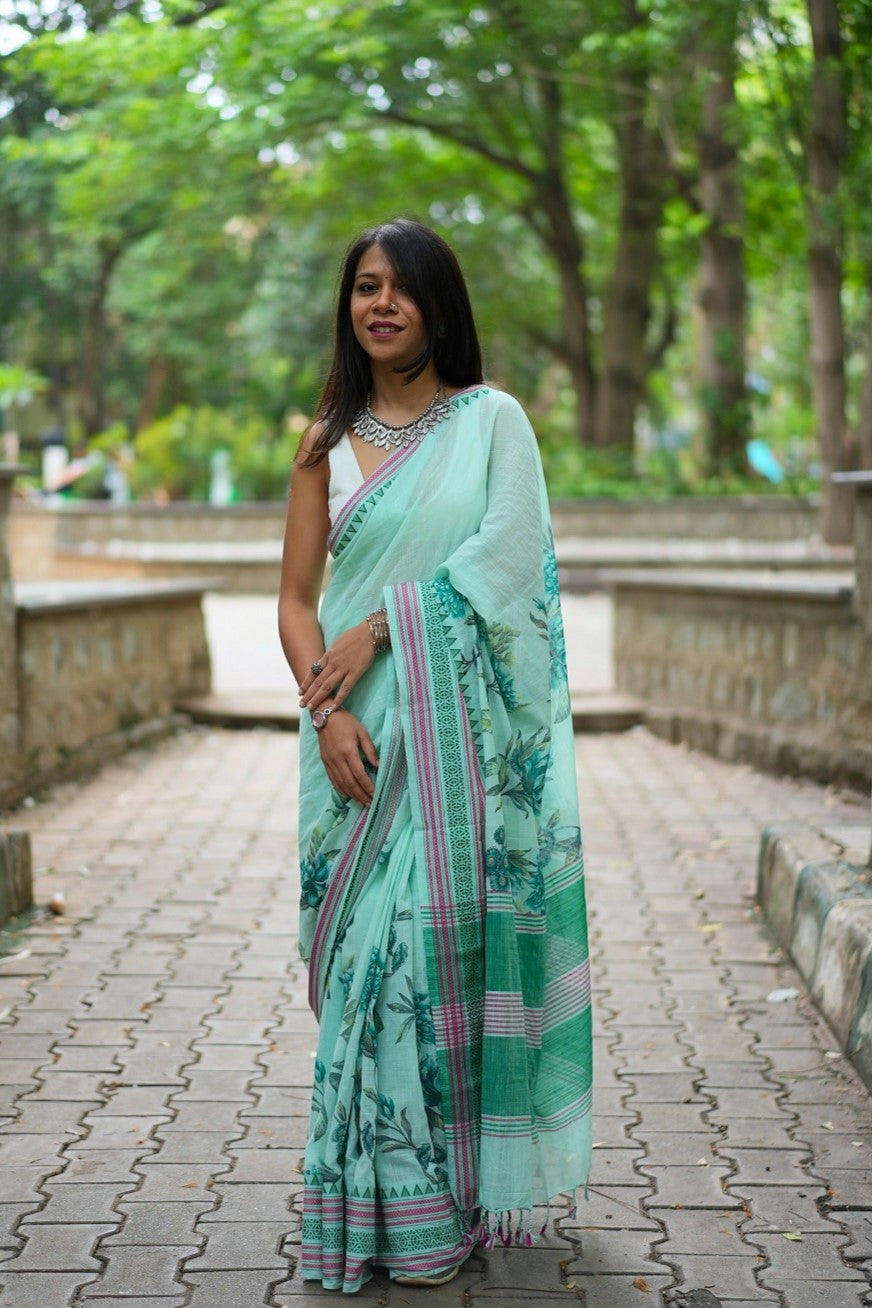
0, 722, 870, 1308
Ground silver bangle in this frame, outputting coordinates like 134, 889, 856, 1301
366, 608, 391, 653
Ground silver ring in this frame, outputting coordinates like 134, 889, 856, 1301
310, 660, 323, 676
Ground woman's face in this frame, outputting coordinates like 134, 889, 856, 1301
350, 244, 428, 371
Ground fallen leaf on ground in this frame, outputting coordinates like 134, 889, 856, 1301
633, 1277, 650, 1293
782, 1231, 803, 1241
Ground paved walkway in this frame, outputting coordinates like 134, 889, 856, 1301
0, 725, 870, 1307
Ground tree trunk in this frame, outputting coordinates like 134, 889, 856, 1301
592, 0, 673, 451
696, 1, 748, 477
534, 180, 596, 446
806, 0, 852, 542
594, 37, 668, 452
136, 355, 170, 431
79, 241, 121, 437
530, 77, 597, 447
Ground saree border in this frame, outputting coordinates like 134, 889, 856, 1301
328, 386, 491, 558
328, 441, 412, 557
386, 578, 486, 1215
307, 704, 406, 1018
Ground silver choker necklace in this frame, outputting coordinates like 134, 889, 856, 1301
352, 386, 453, 450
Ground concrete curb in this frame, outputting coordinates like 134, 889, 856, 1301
0, 829, 32, 929
757, 820, 872, 1092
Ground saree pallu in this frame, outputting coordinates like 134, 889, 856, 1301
298, 387, 592, 1293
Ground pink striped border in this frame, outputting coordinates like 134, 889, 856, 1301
328, 385, 490, 555
302, 1183, 472, 1284
391, 580, 479, 1210
328, 438, 414, 554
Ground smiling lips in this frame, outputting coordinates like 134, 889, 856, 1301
368, 321, 402, 336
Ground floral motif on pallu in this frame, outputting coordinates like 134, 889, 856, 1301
531, 528, 571, 723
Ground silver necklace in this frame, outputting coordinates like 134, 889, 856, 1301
352, 385, 453, 450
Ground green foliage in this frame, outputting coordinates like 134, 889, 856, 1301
539, 433, 819, 500
0, 0, 869, 495
129, 406, 296, 501
0, 364, 48, 410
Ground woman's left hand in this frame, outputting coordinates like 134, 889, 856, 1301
299, 619, 377, 712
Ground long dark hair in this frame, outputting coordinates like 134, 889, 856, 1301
303, 218, 484, 464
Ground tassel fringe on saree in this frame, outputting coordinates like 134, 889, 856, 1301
297, 387, 592, 1293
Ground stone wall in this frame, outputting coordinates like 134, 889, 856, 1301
11, 541, 281, 594
859, 486, 872, 634
11, 495, 827, 597
0, 468, 23, 796
836, 473, 872, 637
6, 505, 61, 582
612, 569, 871, 789
10, 500, 287, 553
9, 502, 285, 593
551, 494, 820, 542
11, 493, 819, 566
11, 580, 212, 799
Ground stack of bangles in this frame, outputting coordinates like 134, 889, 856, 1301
366, 607, 391, 653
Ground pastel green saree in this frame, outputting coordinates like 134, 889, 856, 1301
298, 387, 592, 1293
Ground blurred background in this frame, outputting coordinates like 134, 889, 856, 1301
0, 0, 869, 538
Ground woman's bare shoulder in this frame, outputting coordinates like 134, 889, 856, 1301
294, 419, 329, 472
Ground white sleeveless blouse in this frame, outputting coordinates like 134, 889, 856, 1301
327, 433, 365, 526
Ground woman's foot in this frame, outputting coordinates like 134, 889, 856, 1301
394, 1265, 460, 1287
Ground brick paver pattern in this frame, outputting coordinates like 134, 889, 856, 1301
0, 726, 870, 1308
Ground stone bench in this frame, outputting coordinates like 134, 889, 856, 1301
10, 494, 837, 596
12, 522, 852, 597
5, 577, 216, 809
608, 566, 869, 790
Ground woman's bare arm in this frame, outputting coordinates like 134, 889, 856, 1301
278, 433, 379, 806
278, 433, 331, 685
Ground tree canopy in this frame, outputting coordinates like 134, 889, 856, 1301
1, 0, 870, 526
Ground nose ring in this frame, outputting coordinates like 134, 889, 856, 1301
389, 302, 397, 311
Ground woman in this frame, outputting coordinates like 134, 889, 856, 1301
279, 219, 592, 1294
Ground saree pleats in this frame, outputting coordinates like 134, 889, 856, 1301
298, 388, 592, 1292
301, 803, 474, 1293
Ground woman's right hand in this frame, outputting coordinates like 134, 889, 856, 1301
315, 707, 379, 806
